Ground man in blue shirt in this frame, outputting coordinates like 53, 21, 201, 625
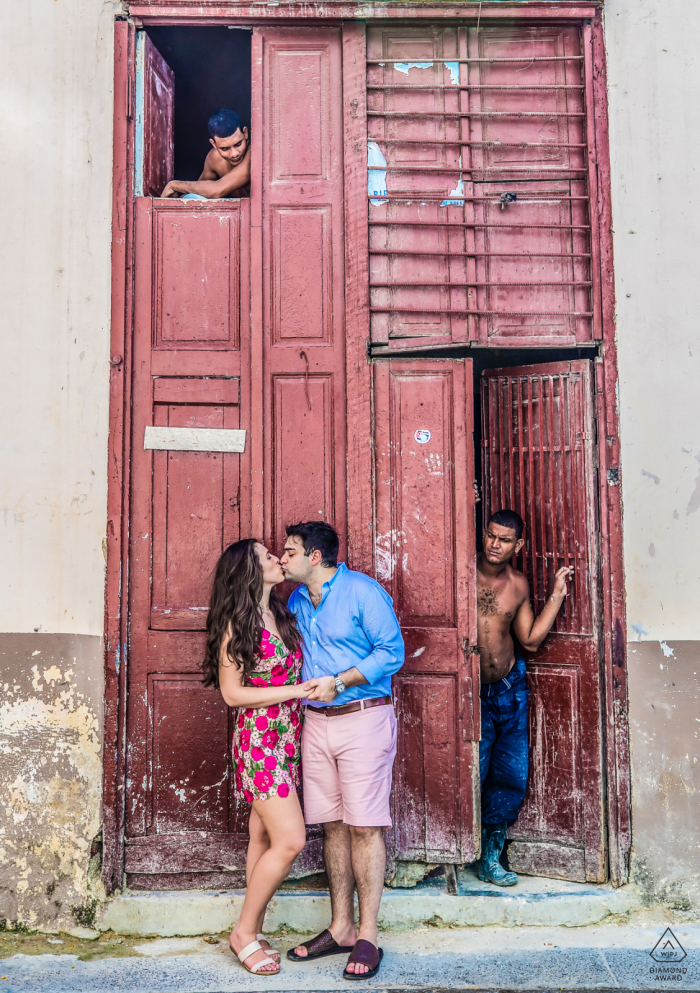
280, 521, 404, 980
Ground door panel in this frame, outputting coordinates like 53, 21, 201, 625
481, 361, 605, 882
257, 25, 346, 872
137, 33, 174, 198
374, 359, 478, 865
126, 196, 252, 885
259, 27, 347, 564
153, 207, 241, 348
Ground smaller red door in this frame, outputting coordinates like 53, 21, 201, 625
374, 358, 479, 866
481, 360, 606, 882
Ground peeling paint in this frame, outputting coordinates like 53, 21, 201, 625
0, 637, 104, 931
631, 623, 649, 641
375, 529, 407, 581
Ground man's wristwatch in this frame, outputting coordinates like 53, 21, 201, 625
333, 674, 346, 696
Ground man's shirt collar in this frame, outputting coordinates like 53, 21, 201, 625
298, 562, 347, 604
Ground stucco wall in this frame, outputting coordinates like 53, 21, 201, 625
606, 0, 700, 906
0, 0, 115, 929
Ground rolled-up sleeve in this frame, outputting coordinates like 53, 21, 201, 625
354, 587, 405, 686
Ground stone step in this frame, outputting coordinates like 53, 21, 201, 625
99, 874, 643, 937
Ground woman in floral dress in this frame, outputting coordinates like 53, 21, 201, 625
203, 538, 317, 976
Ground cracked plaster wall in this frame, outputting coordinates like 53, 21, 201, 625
606, 0, 700, 905
0, 0, 115, 930
0, 635, 105, 931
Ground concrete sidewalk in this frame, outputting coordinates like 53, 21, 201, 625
1, 917, 698, 992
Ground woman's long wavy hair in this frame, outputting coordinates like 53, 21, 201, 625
202, 538, 302, 689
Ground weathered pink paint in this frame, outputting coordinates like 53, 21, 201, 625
374, 359, 479, 864
141, 34, 174, 198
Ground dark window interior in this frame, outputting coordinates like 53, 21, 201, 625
146, 27, 251, 182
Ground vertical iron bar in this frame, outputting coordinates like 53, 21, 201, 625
516, 375, 528, 588
506, 374, 516, 567
537, 376, 547, 617
497, 378, 507, 516
547, 376, 559, 618
559, 374, 571, 632
526, 375, 538, 613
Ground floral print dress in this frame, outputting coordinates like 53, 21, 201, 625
233, 629, 303, 802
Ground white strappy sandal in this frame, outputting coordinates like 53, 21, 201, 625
235, 939, 280, 975
258, 933, 281, 962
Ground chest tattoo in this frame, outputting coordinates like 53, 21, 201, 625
477, 586, 499, 617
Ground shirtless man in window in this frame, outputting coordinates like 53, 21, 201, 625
161, 109, 251, 199
475, 509, 572, 886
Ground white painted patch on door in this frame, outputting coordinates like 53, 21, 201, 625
144, 426, 246, 453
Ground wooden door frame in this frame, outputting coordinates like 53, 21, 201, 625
104, 3, 629, 894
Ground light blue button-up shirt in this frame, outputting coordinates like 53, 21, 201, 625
288, 563, 405, 707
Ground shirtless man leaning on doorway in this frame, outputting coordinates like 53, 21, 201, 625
161, 108, 251, 199
475, 509, 573, 887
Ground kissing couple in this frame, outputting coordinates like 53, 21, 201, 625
202, 520, 405, 980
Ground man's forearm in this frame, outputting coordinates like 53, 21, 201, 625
523, 592, 565, 650
338, 666, 367, 689
166, 179, 222, 198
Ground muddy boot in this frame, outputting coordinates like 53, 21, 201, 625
476, 824, 518, 887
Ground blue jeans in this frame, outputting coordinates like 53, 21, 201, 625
479, 657, 529, 825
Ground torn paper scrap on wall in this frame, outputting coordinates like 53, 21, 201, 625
368, 140, 388, 205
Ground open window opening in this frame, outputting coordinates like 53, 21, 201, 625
136, 27, 251, 198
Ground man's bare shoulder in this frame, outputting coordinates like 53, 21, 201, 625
505, 563, 530, 600
203, 147, 231, 178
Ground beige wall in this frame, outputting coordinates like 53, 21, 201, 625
0, 0, 115, 929
606, 0, 700, 906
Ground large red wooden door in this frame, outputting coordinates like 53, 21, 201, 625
126, 194, 254, 887
124, 25, 348, 886
481, 361, 606, 882
374, 359, 479, 866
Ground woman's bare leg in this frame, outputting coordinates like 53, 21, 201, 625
246, 807, 276, 953
230, 793, 306, 972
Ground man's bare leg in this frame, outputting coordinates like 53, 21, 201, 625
292, 820, 357, 956
345, 825, 385, 975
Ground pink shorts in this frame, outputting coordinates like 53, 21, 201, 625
301, 704, 397, 827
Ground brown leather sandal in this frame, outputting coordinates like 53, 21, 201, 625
286, 928, 355, 962
343, 939, 384, 981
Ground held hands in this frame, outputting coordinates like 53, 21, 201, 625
552, 566, 574, 599
303, 675, 338, 704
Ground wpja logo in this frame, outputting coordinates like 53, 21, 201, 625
649, 928, 688, 983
